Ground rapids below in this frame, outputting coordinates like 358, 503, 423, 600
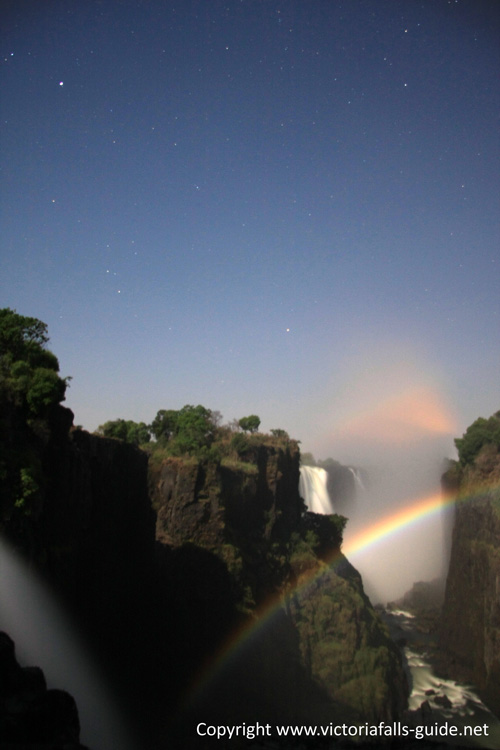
381, 608, 500, 749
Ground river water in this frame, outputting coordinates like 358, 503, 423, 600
382, 608, 500, 749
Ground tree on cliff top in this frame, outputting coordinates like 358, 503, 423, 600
0, 308, 69, 416
97, 419, 151, 446
0, 309, 70, 519
150, 409, 180, 441
174, 405, 215, 453
150, 404, 216, 456
454, 411, 500, 466
238, 415, 261, 433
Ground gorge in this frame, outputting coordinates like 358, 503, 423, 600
1, 311, 499, 749
2, 411, 499, 748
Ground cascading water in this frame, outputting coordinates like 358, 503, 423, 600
348, 466, 365, 494
299, 466, 335, 514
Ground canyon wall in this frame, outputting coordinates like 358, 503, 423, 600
1, 406, 160, 746
440, 444, 500, 714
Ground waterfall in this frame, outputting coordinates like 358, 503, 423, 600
299, 466, 335, 514
349, 467, 365, 494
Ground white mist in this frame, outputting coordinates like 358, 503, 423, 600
0, 537, 135, 750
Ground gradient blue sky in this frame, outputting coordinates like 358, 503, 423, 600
2, 0, 499, 460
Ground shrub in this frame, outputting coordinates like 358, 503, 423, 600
270, 428, 289, 439
230, 432, 250, 456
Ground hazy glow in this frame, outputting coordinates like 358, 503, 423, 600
306, 349, 459, 469
303, 362, 459, 601
335, 387, 456, 444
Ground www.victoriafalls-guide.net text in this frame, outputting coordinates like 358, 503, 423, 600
196, 720, 490, 741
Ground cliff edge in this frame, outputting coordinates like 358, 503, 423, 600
440, 441, 500, 714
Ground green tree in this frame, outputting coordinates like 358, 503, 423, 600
0, 308, 49, 359
97, 419, 151, 446
0, 308, 68, 416
238, 415, 261, 433
454, 411, 500, 466
173, 404, 215, 454
149, 404, 215, 456
0, 309, 69, 520
97, 419, 129, 441
150, 409, 180, 441
26, 368, 67, 414
126, 421, 151, 446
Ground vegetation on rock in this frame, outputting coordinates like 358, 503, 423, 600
0, 308, 70, 523
454, 411, 500, 467
0, 308, 69, 418
97, 418, 151, 445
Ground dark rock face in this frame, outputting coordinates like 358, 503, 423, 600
155, 458, 226, 549
288, 555, 408, 723
154, 443, 303, 553
0, 631, 87, 749
1, 410, 159, 746
153, 443, 305, 610
2, 408, 156, 602
440, 445, 500, 714
394, 578, 445, 614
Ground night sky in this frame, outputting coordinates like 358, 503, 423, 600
2, 0, 499, 460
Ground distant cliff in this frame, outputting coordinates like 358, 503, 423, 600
440, 442, 500, 714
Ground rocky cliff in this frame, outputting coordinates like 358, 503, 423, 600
1, 406, 160, 747
151, 439, 408, 734
152, 441, 302, 606
440, 443, 500, 714
0, 631, 88, 749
